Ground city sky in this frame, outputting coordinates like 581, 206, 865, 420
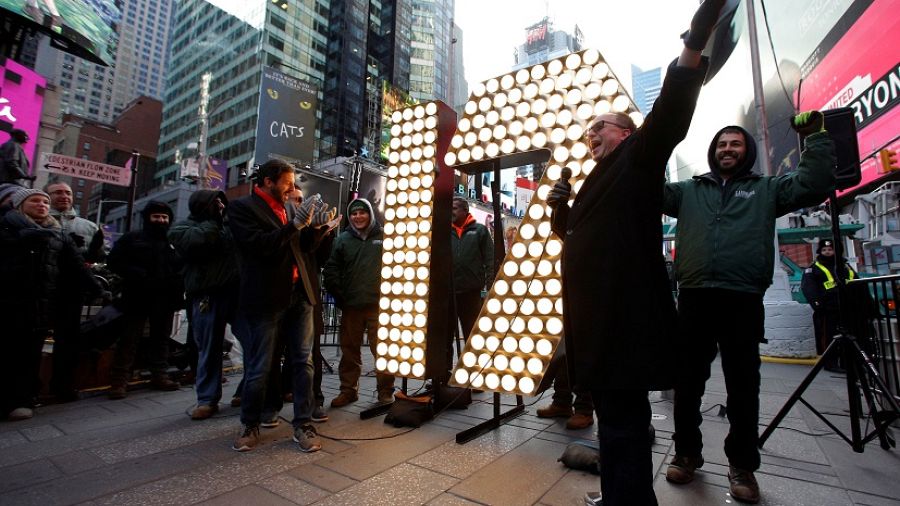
455, 0, 701, 92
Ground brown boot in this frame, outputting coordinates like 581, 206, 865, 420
565, 412, 594, 430
190, 404, 219, 420
666, 455, 705, 484
108, 382, 127, 400
330, 392, 358, 408
728, 466, 760, 504
536, 403, 573, 418
150, 375, 179, 392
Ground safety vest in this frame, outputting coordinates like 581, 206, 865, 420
814, 261, 856, 290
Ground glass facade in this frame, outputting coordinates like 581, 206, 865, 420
155, 0, 329, 185
630, 65, 661, 114
408, 0, 454, 103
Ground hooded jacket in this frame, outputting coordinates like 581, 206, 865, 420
51, 208, 106, 263
107, 200, 184, 309
664, 126, 836, 294
0, 210, 99, 331
451, 213, 494, 294
168, 190, 239, 297
323, 198, 383, 308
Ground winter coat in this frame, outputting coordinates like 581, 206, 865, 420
801, 256, 857, 310
168, 190, 239, 297
664, 127, 835, 294
0, 211, 99, 332
323, 199, 384, 308
51, 209, 106, 263
107, 201, 184, 311
227, 191, 318, 314
451, 214, 494, 294
550, 58, 708, 392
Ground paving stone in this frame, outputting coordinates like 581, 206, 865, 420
316, 463, 457, 506
0, 458, 63, 493
410, 424, 538, 479
537, 469, 597, 506
47, 450, 107, 475
92, 442, 325, 505
288, 463, 358, 493
200, 484, 297, 506
20, 424, 65, 442
258, 473, 331, 504
0, 429, 27, 449
426, 493, 484, 505
315, 423, 455, 480
848, 490, 900, 505
0, 450, 204, 506
818, 437, 900, 499
90, 416, 236, 463
448, 438, 569, 505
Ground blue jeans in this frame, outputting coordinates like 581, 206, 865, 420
236, 288, 315, 427
192, 291, 235, 406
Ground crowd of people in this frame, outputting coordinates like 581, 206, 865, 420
0, 1, 844, 504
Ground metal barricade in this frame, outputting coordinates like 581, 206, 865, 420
849, 275, 900, 404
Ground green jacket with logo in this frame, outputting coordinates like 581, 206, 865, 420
323, 200, 383, 309
663, 127, 835, 294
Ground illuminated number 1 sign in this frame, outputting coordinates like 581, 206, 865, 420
375, 49, 643, 394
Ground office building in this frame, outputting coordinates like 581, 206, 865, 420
630, 64, 661, 113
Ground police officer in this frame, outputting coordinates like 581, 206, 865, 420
801, 239, 857, 371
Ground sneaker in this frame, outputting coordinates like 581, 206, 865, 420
666, 455, 705, 484
377, 391, 394, 404
150, 375, 179, 392
536, 403, 574, 419
293, 424, 322, 453
108, 383, 127, 400
260, 413, 280, 428
728, 466, 760, 504
565, 412, 594, 430
311, 405, 329, 423
191, 404, 219, 420
330, 392, 358, 408
232, 425, 260, 452
7, 407, 34, 421
230, 396, 241, 407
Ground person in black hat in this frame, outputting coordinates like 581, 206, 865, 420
801, 238, 858, 371
106, 201, 185, 398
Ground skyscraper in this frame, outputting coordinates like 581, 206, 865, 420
408, 0, 454, 104
155, 0, 329, 185
630, 65, 662, 114
512, 18, 583, 71
34, 0, 173, 122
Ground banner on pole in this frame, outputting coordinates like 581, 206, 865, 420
40, 153, 131, 187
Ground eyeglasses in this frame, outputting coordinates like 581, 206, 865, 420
587, 120, 629, 135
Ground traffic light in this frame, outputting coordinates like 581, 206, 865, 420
879, 148, 899, 173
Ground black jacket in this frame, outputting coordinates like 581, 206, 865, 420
0, 212, 99, 332
227, 191, 317, 314
551, 58, 707, 391
801, 256, 857, 310
107, 201, 184, 311
451, 215, 494, 293
168, 190, 239, 297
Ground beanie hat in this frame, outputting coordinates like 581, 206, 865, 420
348, 199, 370, 214
817, 239, 834, 253
11, 188, 50, 209
0, 183, 20, 205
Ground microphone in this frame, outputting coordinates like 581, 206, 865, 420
560, 167, 572, 181
548, 167, 573, 209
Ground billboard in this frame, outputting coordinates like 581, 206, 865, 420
380, 80, 418, 162
0, 57, 46, 173
294, 170, 343, 219
253, 66, 318, 166
0, 0, 120, 66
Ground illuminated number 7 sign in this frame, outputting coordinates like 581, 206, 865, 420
375, 49, 643, 394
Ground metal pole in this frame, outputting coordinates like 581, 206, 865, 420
198, 72, 212, 189
126, 151, 139, 232
746, 0, 772, 177
96, 200, 104, 227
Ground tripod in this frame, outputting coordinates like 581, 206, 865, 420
759, 191, 900, 452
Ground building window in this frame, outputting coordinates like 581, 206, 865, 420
83, 142, 91, 151
78, 179, 85, 187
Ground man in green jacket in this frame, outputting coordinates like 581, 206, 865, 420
169, 190, 240, 420
451, 197, 494, 341
324, 198, 395, 407
663, 114, 835, 503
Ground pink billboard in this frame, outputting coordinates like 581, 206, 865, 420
0, 57, 47, 174
796, 0, 900, 194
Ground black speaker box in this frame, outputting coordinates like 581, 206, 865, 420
803, 108, 861, 191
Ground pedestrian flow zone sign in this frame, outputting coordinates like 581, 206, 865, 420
40, 153, 132, 187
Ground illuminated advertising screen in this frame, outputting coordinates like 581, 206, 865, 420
0, 57, 47, 173
253, 66, 318, 166
0, 0, 120, 66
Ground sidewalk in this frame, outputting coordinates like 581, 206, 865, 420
1, 350, 899, 505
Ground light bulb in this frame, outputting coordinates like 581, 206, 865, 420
512, 280, 527, 295
412, 363, 425, 377
485, 373, 500, 390
519, 224, 535, 240
530, 64, 546, 80
537, 298, 553, 314
494, 355, 509, 372
555, 73, 572, 90
630, 111, 644, 127
472, 82, 486, 97
455, 368, 470, 384
527, 357, 543, 375
547, 317, 563, 334
494, 279, 509, 295
532, 132, 548, 147
376, 357, 388, 371
463, 352, 477, 367
386, 359, 398, 374
510, 356, 525, 373
546, 278, 562, 295
516, 136, 532, 151
516, 102, 531, 118
538, 222, 552, 238
503, 261, 519, 277
528, 279, 544, 296
510, 317, 525, 333
503, 336, 518, 352
502, 298, 518, 315
516, 69, 530, 84
539, 78, 555, 95
546, 239, 562, 256
553, 146, 569, 162
492, 94, 507, 108
486, 110, 500, 125
500, 74, 515, 90
547, 59, 563, 75
536, 339, 553, 356
519, 335, 535, 353
493, 125, 507, 140
537, 260, 553, 276
412, 347, 424, 361
425, 102, 437, 115
487, 298, 501, 314
399, 362, 411, 376
485, 336, 500, 352
501, 375, 517, 391
494, 317, 510, 333
601, 78, 619, 97
470, 333, 485, 350
519, 377, 535, 394
566, 88, 583, 105
575, 67, 592, 85
612, 95, 630, 112
523, 83, 539, 99
501, 105, 516, 121
478, 317, 492, 332
592, 62, 609, 80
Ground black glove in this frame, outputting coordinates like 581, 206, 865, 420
547, 167, 573, 209
69, 232, 86, 248
682, 0, 727, 51
792, 111, 825, 136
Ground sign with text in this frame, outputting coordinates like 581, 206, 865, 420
40, 153, 131, 187
253, 66, 317, 166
